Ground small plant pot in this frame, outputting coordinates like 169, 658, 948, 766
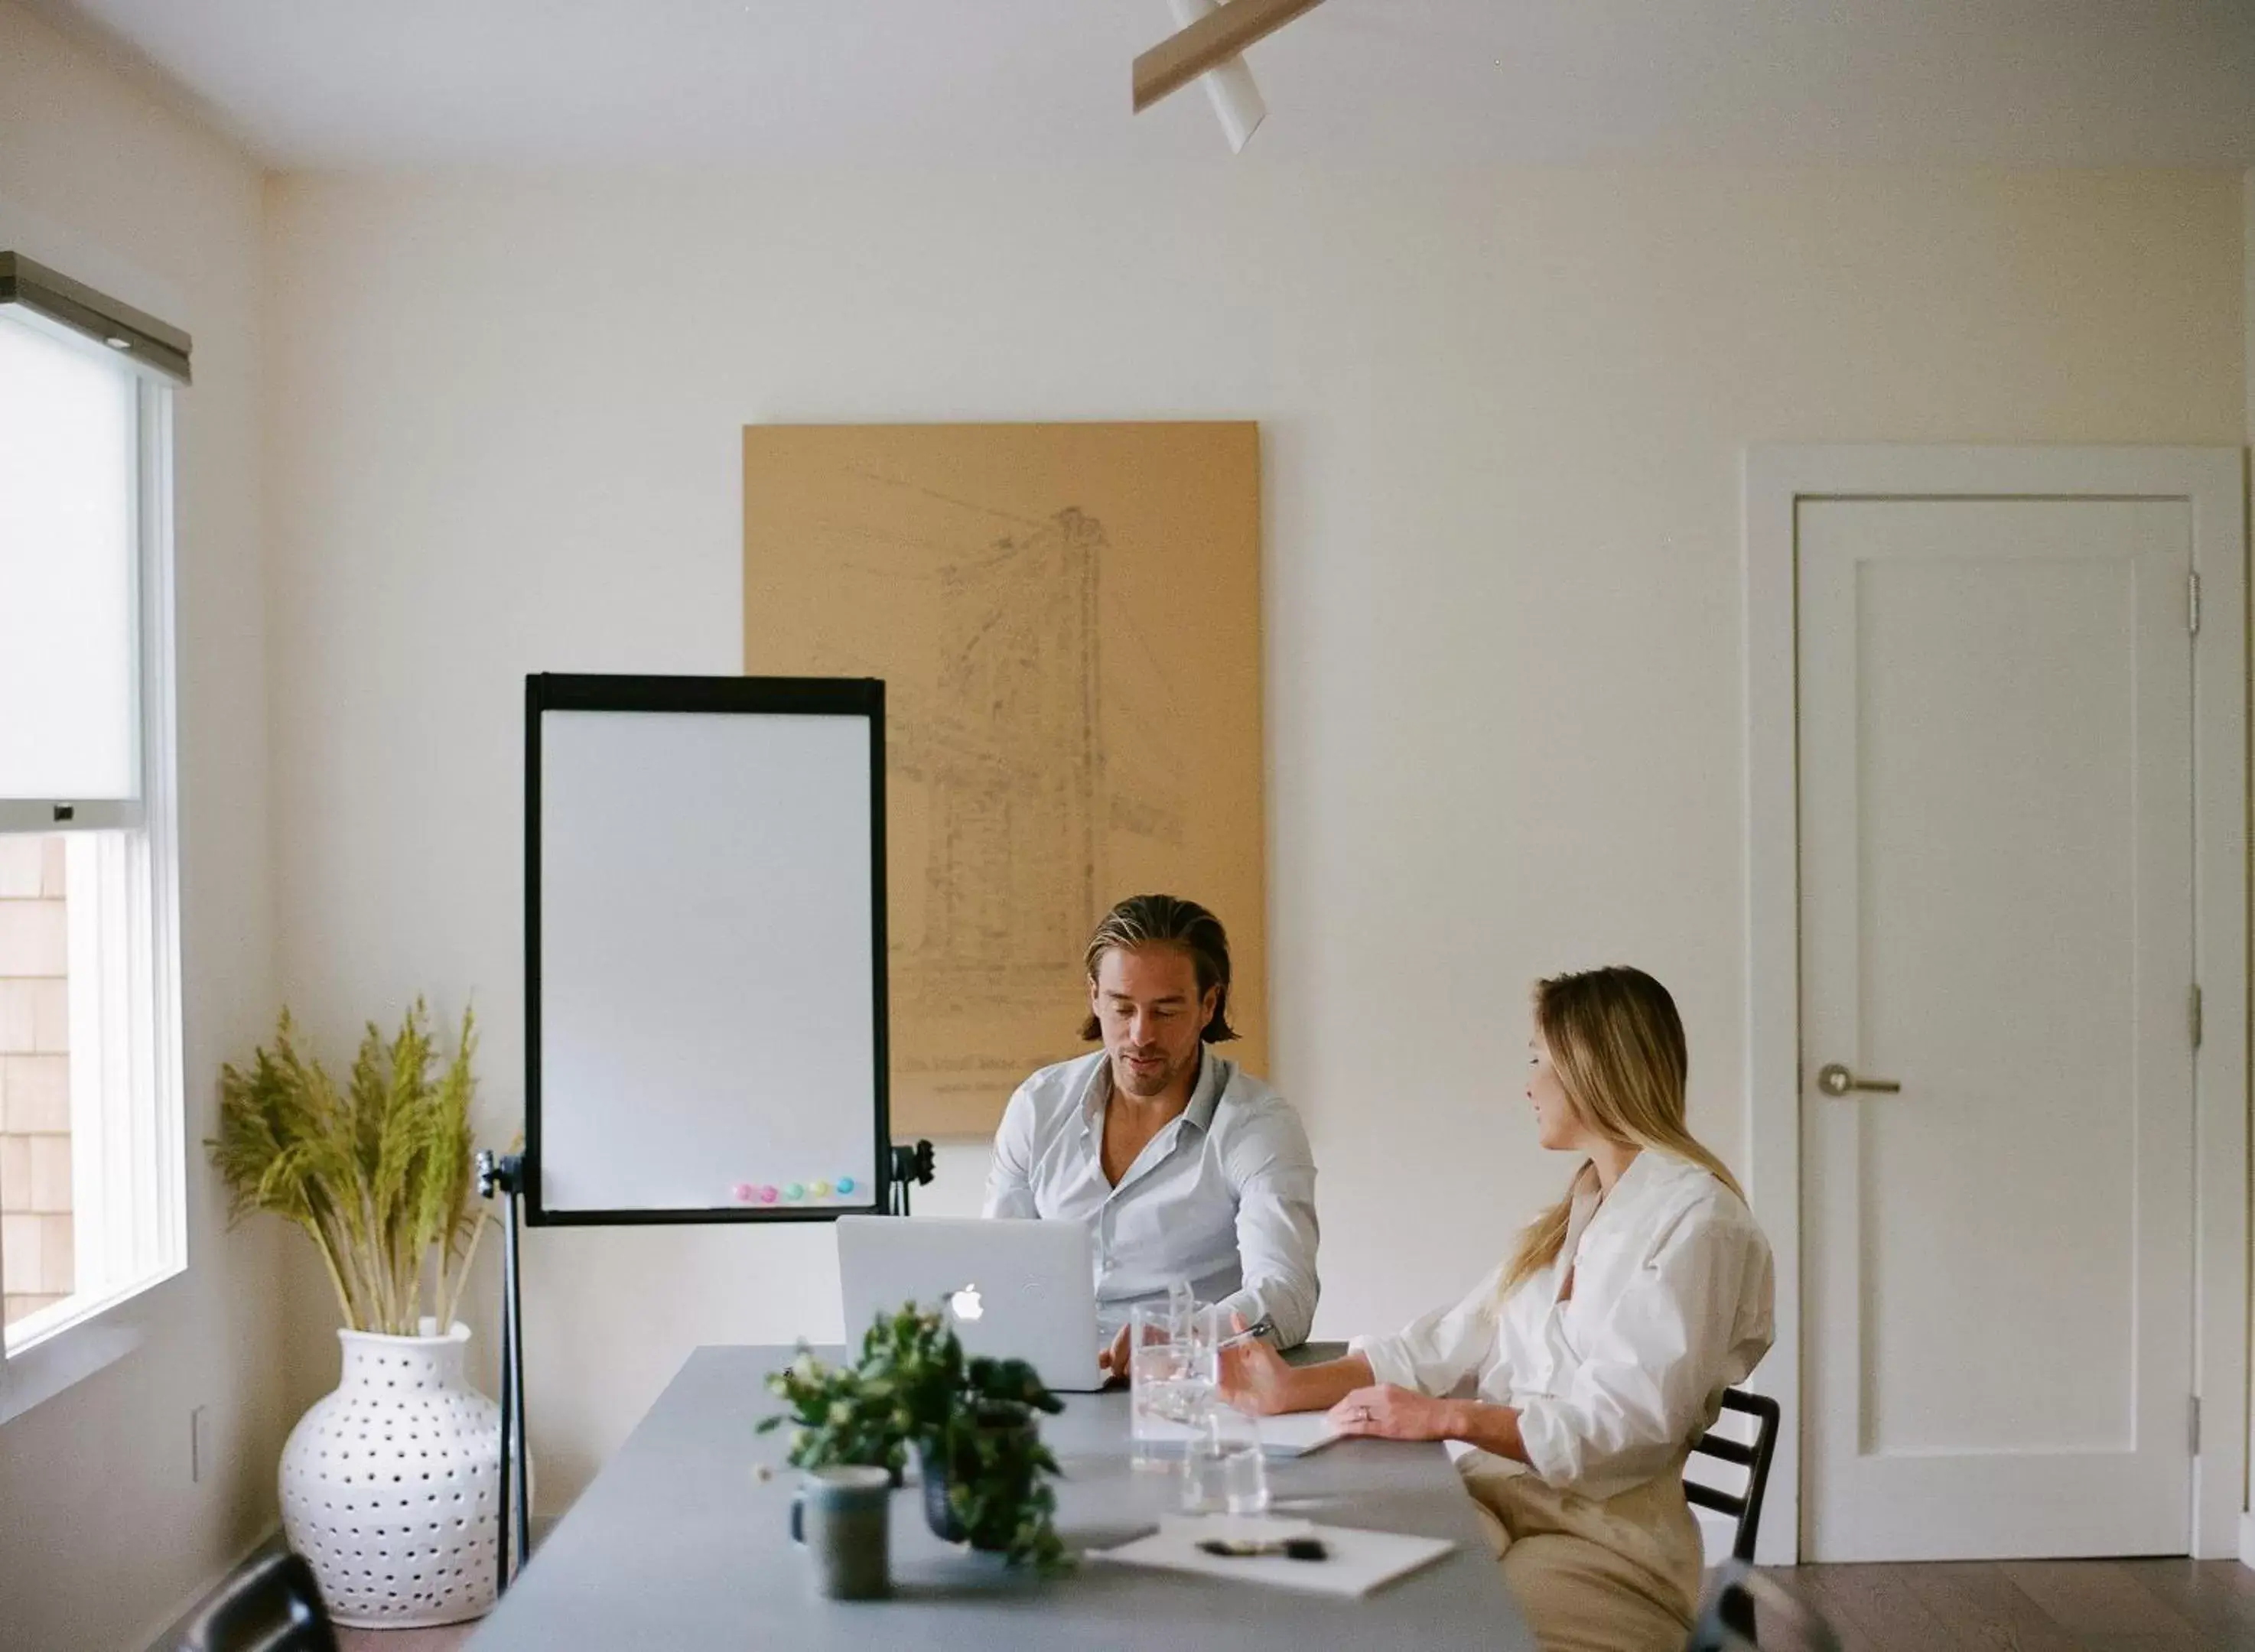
918, 1440, 966, 1544
919, 1404, 1037, 1551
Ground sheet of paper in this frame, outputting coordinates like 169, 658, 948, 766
1135, 1406, 1341, 1458
1093, 1515, 1456, 1598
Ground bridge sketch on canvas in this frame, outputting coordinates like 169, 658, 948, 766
744, 421, 1265, 1136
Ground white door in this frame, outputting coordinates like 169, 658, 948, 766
1799, 496, 2195, 1561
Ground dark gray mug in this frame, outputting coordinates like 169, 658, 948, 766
789, 1465, 892, 1599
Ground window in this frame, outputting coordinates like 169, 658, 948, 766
0, 254, 188, 1365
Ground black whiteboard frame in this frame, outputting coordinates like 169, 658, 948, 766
523, 672, 891, 1227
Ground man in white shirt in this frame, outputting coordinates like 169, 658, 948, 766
983, 894, 1319, 1371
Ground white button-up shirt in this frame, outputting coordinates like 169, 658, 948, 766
1353, 1150, 1773, 1501
982, 1049, 1320, 1348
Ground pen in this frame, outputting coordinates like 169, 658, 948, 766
1211, 1315, 1275, 1353
1197, 1537, 1329, 1561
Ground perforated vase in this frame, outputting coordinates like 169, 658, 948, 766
279, 1321, 503, 1628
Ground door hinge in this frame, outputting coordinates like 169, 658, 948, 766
2188, 570, 2201, 635
2188, 1394, 2201, 1455
2190, 984, 2203, 1049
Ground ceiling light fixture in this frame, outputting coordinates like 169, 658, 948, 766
1133, 0, 1331, 153
1158, 0, 1265, 151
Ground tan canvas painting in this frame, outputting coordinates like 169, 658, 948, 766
744, 422, 1265, 1137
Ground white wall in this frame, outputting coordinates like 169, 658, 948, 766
261, 167, 2247, 1509
0, 5, 281, 1649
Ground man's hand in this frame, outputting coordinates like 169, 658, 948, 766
1215, 1312, 1297, 1415
1326, 1384, 1455, 1442
1097, 1322, 1134, 1384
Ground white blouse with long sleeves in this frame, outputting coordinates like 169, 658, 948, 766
1352, 1150, 1774, 1504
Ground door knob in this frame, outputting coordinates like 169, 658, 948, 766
1816, 1062, 1901, 1097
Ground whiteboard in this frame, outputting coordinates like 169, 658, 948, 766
526, 675, 888, 1224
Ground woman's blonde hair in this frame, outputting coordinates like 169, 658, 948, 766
1497, 966, 1743, 1296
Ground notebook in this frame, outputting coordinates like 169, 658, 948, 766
1135, 1406, 1342, 1459
1094, 1515, 1456, 1598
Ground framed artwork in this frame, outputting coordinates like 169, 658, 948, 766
745, 421, 1264, 1135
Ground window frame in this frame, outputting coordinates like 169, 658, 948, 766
0, 289, 187, 1420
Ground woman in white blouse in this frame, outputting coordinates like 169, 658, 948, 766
1218, 965, 1774, 1652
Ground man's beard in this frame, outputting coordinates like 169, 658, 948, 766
1112, 1047, 1183, 1098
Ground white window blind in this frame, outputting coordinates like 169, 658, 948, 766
0, 314, 140, 805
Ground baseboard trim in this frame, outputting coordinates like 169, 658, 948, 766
2238, 1510, 2255, 1570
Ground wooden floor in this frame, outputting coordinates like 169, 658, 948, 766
1782, 1559, 2255, 1652
335, 1559, 2255, 1650
337, 1628, 472, 1650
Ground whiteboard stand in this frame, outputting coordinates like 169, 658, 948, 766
476, 1148, 532, 1599
889, 1140, 936, 1215
477, 1137, 935, 1602
493, 673, 900, 1602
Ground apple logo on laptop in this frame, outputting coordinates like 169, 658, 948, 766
948, 1283, 984, 1323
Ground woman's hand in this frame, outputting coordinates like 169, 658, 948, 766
1326, 1384, 1456, 1442
1216, 1313, 1300, 1415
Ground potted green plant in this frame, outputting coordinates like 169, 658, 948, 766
760, 1303, 1070, 1573
209, 1001, 503, 1629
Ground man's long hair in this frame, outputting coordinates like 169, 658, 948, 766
1078, 893, 1239, 1044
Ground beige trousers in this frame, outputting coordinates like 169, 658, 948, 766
1457, 1449, 1702, 1652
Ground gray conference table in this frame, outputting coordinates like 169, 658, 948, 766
469, 1344, 1536, 1650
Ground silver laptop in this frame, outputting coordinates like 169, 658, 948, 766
835, 1215, 1105, 1392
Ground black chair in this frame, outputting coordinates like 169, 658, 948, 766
1687, 1561, 1841, 1652
1685, 1387, 1780, 1564
168, 1549, 338, 1652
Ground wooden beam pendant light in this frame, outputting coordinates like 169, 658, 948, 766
1131, 0, 1330, 120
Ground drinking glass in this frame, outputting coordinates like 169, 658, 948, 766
1128, 1302, 1189, 1472
1182, 1402, 1268, 1517
1171, 1302, 1222, 1419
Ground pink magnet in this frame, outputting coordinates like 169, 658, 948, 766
731, 1182, 755, 1203
758, 1185, 780, 1204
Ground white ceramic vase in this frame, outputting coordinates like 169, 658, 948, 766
279, 1319, 503, 1628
